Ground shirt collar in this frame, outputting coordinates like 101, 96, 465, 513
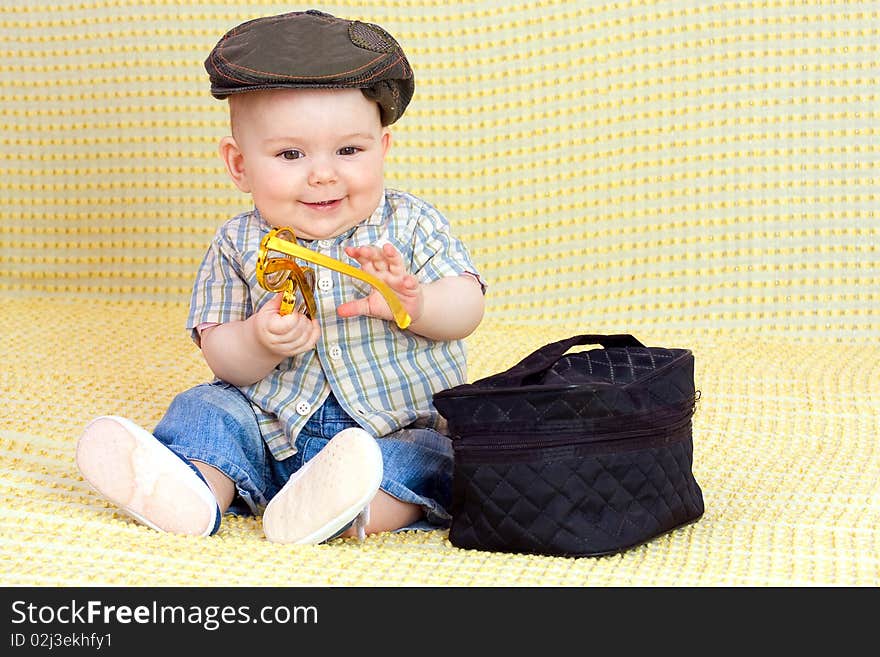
361, 190, 387, 226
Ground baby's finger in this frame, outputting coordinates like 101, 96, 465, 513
262, 291, 284, 314
336, 296, 373, 319
279, 318, 320, 353
289, 318, 320, 350
380, 243, 406, 276
266, 310, 305, 336
345, 245, 381, 267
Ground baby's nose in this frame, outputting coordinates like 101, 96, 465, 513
308, 157, 338, 185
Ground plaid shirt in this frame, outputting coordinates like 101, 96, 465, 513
187, 189, 485, 460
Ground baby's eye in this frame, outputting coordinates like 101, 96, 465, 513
337, 146, 361, 156
279, 150, 304, 160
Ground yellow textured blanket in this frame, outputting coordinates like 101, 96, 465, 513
1, 0, 877, 585
1, 300, 877, 586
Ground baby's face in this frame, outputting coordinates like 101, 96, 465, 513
223, 88, 390, 241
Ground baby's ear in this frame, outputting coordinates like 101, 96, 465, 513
381, 128, 392, 158
219, 136, 251, 193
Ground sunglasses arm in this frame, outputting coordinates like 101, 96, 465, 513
263, 235, 412, 330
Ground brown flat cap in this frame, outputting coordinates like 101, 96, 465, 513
204, 9, 414, 125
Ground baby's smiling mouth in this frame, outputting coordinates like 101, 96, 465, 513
301, 198, 343, 210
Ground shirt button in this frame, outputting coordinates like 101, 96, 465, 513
295, 401, 312, 416
328, 344, 342, 359
318, 276, 333, 291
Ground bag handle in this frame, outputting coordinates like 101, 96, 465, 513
483, 334, 646, 387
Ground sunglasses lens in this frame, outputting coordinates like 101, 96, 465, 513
292, 268, 316, 316
280, 268, 313, 317
261, 229, 299, 291
263, 261, 291, 290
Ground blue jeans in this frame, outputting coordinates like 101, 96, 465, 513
152, 382, 452, 529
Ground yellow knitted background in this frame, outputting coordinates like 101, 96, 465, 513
2, 0, 876, 334
1, 1, 878, 586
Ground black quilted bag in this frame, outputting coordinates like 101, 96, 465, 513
432, 334, 704, 557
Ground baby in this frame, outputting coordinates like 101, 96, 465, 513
76, 10, 485, 543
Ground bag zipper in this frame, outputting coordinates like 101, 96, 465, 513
451, 409, 694, 458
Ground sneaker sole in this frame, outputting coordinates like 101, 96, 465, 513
76, 416, 219, 537
262, 428, 383, 544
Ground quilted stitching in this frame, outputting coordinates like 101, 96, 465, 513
542, 347, 678, 386
435, 346, 696, 434
450, 440, 704, 557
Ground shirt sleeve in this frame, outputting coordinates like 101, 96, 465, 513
408, 200, 487, 293
185, 225, 253, 346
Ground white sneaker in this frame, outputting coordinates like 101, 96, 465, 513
262, 427, 383, 544
76, 416, 221, 537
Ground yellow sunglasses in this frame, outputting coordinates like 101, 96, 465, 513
256, 228, 412, 330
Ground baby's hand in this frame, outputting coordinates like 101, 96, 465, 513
252, 293, 321, 358
337, 243, 423, 324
